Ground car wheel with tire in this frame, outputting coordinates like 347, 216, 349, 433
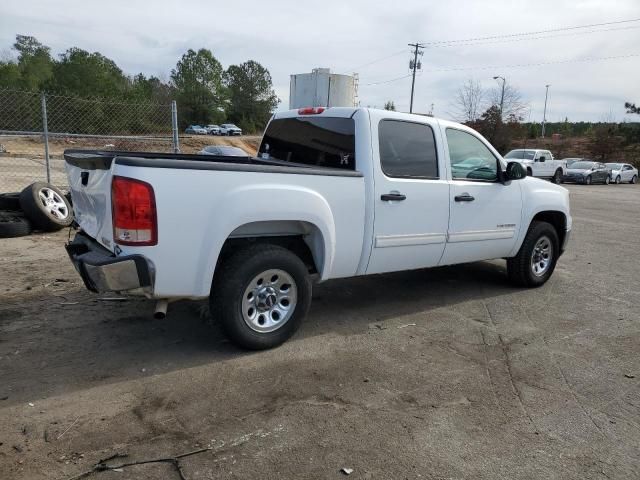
615, 175, 621, 184
605, 176, 610, 185
210, 244, 312, 350
0, 210, 32, 238
585, 175, 592, 185
0, 192, 21, 211
19, 182, 73, 231
526, 167, 533, 176
552, 169, 563, 184
631, 175, 638, 184
507, 220, 559, 288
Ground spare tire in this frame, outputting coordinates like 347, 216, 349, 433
19, 182, 73, 232
0, 210, 32, 238
0, 192, 21, 211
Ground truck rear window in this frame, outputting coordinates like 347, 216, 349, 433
259, 117, 356, 170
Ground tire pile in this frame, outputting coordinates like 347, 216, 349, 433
0, 182, 74, 238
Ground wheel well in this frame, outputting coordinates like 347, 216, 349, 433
532, 211, 566, 247
217, 221, 324, 276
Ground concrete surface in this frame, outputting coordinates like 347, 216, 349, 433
0, 184, 638, 479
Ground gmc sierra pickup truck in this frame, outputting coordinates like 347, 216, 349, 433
64, 107, 571, 349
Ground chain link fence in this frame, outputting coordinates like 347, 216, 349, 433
0, 89, 179, 193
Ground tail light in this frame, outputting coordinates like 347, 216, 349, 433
298, 106, 326, 115
111, 176, 157, 246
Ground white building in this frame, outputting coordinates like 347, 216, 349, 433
289, 68, 357, 109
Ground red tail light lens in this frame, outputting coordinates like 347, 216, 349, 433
111, 176, 157, 246
298, 106, 326, 115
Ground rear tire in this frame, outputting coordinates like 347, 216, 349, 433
552, 169, 562, 184
0, 210, 32, 238
19, 182, 73, 231
507, 221, 559, 288
632, 175, 638, 184
210, 244, 312, 350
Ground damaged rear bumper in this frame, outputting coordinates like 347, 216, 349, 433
65, 232, 154, 294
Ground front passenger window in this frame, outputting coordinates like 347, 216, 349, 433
446, 129, 498, 181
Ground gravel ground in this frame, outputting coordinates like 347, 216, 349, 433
0, 184, 638, 480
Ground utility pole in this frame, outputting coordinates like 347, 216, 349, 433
408, 42, 425, 113
493, 76, 506, 120
541, 84, 551, 138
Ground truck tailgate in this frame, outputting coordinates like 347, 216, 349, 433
64, 153, 115, 251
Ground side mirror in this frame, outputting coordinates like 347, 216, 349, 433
504, 161, 526, 181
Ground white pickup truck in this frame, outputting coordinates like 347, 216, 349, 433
64, 107, 571, 349
504, 148, 567, 184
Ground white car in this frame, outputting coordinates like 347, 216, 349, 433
185, 125, 208, 135
64, 107, 571, 349
219, 123, 243, 136
504, 149, 566, 184
205, 124, 221, 135
606, 162, 638, 184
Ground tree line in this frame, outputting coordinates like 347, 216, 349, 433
0, 35, 279, 133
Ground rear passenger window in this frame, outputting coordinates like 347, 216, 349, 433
378, 120, 438, 178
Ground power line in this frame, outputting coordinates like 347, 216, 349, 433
363, 74, 412, 86
423, 52, 640, 73
420, 17, 640, 46
340, 49, 407, 74
425, 25, 640, 49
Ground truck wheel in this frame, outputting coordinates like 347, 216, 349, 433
19, 182, 73, 231
526, 167, 533, 176
507, 221, 559, 288
552, 169, 563, 184
0, 210, 32, 238
0, 192, 21, 211
210, 244, 312, 350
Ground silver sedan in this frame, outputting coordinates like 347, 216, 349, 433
606, 163, 638, 184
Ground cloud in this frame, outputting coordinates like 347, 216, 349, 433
1, 0, 638, 121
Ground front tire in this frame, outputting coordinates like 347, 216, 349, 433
210, 244, 312, 350
605, 176, 610, 185
507, 221, 559, 288
615, 175, 621, 184
631, 175, 638, 184
585, 175, 592, 185
526, 167, 533, 177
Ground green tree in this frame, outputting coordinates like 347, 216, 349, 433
171, 49, 224, 126
626, 102, 640, 114
0, 61, 21, 88
223, 60, 279, 132
384, 100, 396, 111
13, 35, 53, 90
48, 48, 128, 98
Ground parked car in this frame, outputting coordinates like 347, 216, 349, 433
63, 107, 571, 350
205, 125, 221, 135
185, 125, 208, 135
504, 149, 566, 183
606, 162, 638, 184
563, 161, 610, 185
198, 145, 247, 156
219, 123, 243, 136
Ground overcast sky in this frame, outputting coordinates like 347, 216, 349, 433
1, 0, 639, 122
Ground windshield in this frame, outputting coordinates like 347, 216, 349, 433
570, 161, 595, 169
606, 163, 623, 169
505, 150, 535, 160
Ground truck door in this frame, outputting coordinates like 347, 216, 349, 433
366, 118, 450, 274
441, 127, 522, 265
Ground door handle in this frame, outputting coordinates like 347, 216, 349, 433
454, 193, 475, 202
381, 193, 406, 201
